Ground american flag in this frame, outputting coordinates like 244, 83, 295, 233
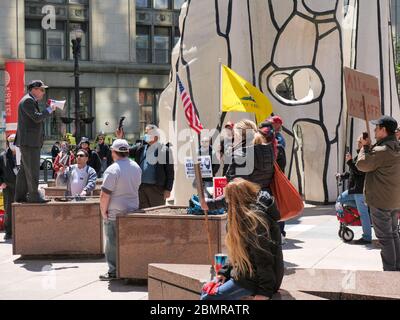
177, 75, 203, 135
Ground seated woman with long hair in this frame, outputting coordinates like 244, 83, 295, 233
201, 178, 284, 300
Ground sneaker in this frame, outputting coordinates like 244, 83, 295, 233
99, 273, 117, 281
3, 234, 12, 241
281, 235, 287, 245
352, 238, 372, 245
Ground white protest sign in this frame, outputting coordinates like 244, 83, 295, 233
184, 156, 213, 179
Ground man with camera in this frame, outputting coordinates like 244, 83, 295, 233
357, 116, 400, 271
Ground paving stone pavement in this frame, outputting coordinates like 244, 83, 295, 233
0, 205, 385, 300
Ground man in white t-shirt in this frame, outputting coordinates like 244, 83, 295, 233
59, 149, 97, 196
99, 139, 142, 281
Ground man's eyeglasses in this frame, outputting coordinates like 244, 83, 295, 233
77, 154, 87, 158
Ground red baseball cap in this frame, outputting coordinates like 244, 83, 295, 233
270, 115, 283, 125
225, 121, 234, 129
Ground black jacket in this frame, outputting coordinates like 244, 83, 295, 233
51, 145, 60, 160
15, 94, 52, 148
87, 149, 102, 176
96, 142, 112, 166
216, 191, 284, 298
0, 149, 17, 187
129, 142, 175, 192
226, 143, 275, 190
276, 145, 286, 172
341, 154, 365, 195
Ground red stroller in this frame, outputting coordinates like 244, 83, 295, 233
335, 176, 362, 242
336, 204, 361, 242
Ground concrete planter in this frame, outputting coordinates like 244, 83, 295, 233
116, 206, 227, 280
12, 200, 103, 256
44, 187, 101, 197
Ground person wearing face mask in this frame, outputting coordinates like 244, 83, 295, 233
198, 136, 220, 190
0, 135, 18, 240
336, 135, 372, 245
116, 124, 174, 209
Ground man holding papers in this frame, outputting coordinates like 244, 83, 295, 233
15, 80, 57, 203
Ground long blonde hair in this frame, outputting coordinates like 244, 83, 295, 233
233, 120, 258, 146
225, 178, 271, 278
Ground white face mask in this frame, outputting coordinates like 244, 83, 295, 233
9, 144, 16, 151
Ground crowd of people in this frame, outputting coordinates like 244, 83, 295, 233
1, 79, 400, 300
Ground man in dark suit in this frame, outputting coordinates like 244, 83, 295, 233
15, 80, 56, 203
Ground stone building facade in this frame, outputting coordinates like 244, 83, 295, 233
0, 0, 184, 149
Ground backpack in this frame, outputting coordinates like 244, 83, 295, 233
187, 195, 226, 216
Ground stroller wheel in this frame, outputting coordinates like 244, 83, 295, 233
342, 228, 354, 242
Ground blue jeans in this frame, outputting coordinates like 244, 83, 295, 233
337, 190, 372, 241
200, 279, 254, 300
104, 220, 117, 276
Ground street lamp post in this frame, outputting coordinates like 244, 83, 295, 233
71, 29, 83, 143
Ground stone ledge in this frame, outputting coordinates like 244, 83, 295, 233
148, 264, 400, 300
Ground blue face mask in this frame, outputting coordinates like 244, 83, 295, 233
144, 134, 151, 143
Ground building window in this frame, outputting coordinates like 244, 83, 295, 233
136, 0, 185, 10
154, 0, 169, 9
136, 26, 151, 63
26, 29, 43, 59
40, 88, 93, 140
136, 0, 182, 64
136, 25, 180, 64
154, 27, 170, 64
139, 89, 163, 136
46, 27, 66, 60
136, 0, 150, 8
25, 0, 89, 61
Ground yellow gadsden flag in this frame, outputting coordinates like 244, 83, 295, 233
222, 65, 273, 124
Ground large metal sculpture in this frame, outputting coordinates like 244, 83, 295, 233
159, 0, 400, 205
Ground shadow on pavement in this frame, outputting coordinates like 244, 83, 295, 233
107, 279, 148, 293
13, 257, 104, 273
282, 238, 304, 250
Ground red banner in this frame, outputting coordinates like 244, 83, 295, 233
5, 61, 25, 136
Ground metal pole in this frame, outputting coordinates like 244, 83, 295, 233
73, 38, 81, 143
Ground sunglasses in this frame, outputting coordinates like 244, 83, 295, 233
77, 154, 87, 158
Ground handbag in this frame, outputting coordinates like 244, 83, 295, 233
270, 162, 304, 222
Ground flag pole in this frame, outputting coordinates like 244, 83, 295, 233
178, 74, 215, 279
190, 130, 215, 280
217, 59, 226, 175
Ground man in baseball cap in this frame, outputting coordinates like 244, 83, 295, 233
356, 115, 400, 271
111, 139, 130, 153
14, 79, 56, 203
27, 80, 49, 91
370, 115, 398, 135
99, 138, 142, 281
